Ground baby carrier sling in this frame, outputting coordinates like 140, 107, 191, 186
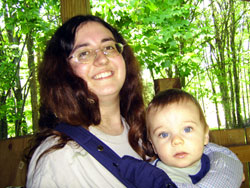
55, 123, 177, 188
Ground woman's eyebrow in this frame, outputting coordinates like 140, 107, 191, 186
71, 37, 115, 54
101, 37, 115, 43
71, 43, 89, 54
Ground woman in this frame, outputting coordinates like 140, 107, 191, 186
26, 15, 243, 188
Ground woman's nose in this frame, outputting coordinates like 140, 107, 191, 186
93, 50, 109, 66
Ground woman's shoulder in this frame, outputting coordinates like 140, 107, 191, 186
27, 135, 126, 188
27, 135, 90, 187
32, 135, 85, 162
27, 136, 86, 183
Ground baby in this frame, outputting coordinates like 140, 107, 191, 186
117, 88, 243, 187
146, 88, 209, 184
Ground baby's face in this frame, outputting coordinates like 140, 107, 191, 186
148, 101, 209, 168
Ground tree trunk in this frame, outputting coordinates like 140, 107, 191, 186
227, 35, 237, 127
244, 51, 250, 121
211, 1, 232, 128
229, 0, 243, 127
27, 34, 39, 133
205, 61, 222, 129
228, 64, 237, 127
0, 94, 8, 139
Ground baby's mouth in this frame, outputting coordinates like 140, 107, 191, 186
174, 152, 188, 159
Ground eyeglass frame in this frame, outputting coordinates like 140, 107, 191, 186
67, 42, 125, 64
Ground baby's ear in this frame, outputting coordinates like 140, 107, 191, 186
204, 130, 209, 145
149, 140, 158, 154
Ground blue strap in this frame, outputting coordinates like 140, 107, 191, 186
118, 156, 177, 188
55, 123, 137, 188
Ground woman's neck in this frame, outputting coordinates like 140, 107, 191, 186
97, 97, 124, 136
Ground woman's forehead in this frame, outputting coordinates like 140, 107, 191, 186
74, 22, 114, 44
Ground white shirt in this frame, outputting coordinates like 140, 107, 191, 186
26, 119, 140, 188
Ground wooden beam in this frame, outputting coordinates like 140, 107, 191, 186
228, 145, 250, 162
60, 0, 91, 23
0, 136, 33, 188
228, 144, 250, 163
154, 78, 181, 94
209, 128, 246, 146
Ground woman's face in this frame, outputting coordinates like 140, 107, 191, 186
69, 21, 126, 101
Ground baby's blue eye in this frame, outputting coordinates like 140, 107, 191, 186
159, 132, 169, 138
184, 127, 193, 133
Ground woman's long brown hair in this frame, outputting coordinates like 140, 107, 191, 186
26, 15, 148, 168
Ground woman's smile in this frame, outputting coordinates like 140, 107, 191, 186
93, 71, 113, 80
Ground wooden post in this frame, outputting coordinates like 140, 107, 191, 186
154, 78, 181, 94
60, 0, 91, 23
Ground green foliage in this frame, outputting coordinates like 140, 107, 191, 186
91, 0, 204, 81
1, 0, 249, 138
0, 0, 61, 138
91, 0, 250, 128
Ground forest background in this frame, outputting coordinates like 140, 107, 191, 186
0, 0, 249, 139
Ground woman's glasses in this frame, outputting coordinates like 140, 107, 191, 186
68, 41, 124, 64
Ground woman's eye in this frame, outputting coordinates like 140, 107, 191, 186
78, 50, 90, 59
104, 45, 115, 52
184, 127, 193, 133
159, 132, 169, 138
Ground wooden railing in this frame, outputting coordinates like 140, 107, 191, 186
0, 128, 249, 188
0, 135, 32, 188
